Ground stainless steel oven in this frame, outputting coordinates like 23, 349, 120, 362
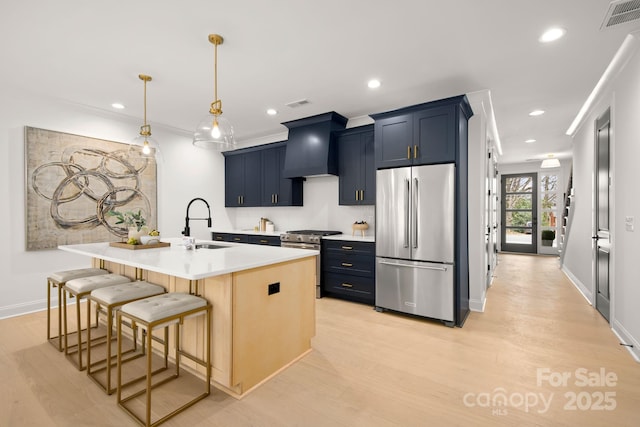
280, 230, 341, 298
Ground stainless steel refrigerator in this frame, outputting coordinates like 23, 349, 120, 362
375, 163, 455, 324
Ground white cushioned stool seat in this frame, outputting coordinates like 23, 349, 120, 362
121, 293, 207, 323
65, 274, 131, 294
50, 267, 108, 283
91, 281, 166, 305
47, 267, 108, 351
87, 281, 166, 394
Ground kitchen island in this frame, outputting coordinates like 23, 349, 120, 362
58, 238, 318, 398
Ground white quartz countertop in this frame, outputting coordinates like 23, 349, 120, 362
58, 237, 318, 280
322, 234, 375, 243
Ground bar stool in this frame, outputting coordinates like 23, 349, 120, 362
47, 268, 108, 351
87, 281, 167, 394
116, 293, 211, 427
62, 274, 132, 370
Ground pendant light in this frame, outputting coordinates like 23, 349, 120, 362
193, 34, 236, 150
131, 74, 161, 160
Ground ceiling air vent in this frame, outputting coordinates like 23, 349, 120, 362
601, 0, 640, 30
285, 99, 310, 108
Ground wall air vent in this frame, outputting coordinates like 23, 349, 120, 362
601, 0, 640, 30
285, 99, 310, 108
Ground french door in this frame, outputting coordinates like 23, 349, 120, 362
501, 173, 537, 253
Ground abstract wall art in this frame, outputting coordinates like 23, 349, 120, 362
25, 127, 157, 250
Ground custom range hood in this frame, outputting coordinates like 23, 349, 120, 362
282, 112, 348, 178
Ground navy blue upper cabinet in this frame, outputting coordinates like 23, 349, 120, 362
338, 125, 375, 205
224, 150, 261, 207
261, 145, 303, 206
373, 113, 413, 168
371, 95, 472, 169
224, 142, 303, 208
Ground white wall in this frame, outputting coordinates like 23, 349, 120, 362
0, 89, 375, 318
0, 87, 229, 318
563, 32, 640, 361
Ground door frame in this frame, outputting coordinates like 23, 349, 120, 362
501, 173, 538, 253
593, 107, 613, 322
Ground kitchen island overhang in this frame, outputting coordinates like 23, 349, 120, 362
58, 238, 319, 398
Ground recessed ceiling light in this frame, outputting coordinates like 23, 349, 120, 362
266, 108, 278, 116
525, 139, 536, 143
539, 27, 566, 43
529, 110, 545, 117
367, 79, 381, 89
111, 103, 125, 109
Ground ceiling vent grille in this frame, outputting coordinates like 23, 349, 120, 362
601, 0, 640, 30
285, 99, 310, 108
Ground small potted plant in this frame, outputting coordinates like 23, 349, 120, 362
108, 209, 149, 243
541, 229, 556, 246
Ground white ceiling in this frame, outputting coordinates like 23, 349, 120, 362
2, 0, 639, 164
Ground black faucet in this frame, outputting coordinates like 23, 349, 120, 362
181, 198, 212, 237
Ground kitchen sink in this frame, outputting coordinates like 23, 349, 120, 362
195, 243, 228, 250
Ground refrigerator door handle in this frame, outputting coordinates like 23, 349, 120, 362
379, 260, 449, 272
413, 177, 419, 249
404, 179, 410, 248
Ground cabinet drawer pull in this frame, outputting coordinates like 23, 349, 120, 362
407, 145, 411, 159
341, 283, 353, 288
414, 145, 418, 159
234, 238, 242, 241
215, 236, 223, 240
341, 263, 353, 267
341, 245, 353, 250
260, 239, 269, 244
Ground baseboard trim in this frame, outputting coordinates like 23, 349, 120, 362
560, 265, 593, 305
611, 321, 640, 363
469, 297, 486, 312
0, 299, 48, 320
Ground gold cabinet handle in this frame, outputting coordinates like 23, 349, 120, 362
275, 194, 278, 204
237, 196, 241, 205
414, 145, 418, 159
341, 246, 353, 250
234, 238, 242, 241
360, 190, 364, 200
355, 190, 358, 200
407, 145, 411, 159
260, 239, 268, 244
341, 263, 353, 267
215, 236, 223, 241
341, 283, 353, 288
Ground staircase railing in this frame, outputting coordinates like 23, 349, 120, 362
559, 166, 573, 264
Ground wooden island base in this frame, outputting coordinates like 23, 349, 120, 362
94, 256, 317, 398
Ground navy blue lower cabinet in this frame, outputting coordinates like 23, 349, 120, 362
322, 239, 375, 305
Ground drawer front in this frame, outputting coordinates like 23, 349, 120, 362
229, 234, 249, 243
248, 235, 281, 246
323, 240, 374, 256
323, 253, 374, 277
323, 272, 374, 303
212, 232, 232, 242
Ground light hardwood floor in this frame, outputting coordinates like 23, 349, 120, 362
2, 253, 639, 426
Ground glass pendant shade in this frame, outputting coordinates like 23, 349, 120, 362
193, 113, 235, 150
193, 34, 236, 150
130, 134, 161, 162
